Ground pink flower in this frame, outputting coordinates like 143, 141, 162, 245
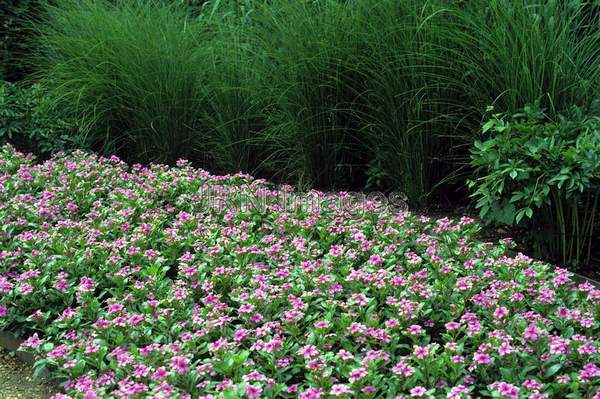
451, 355, 465, 364
523, 324, 540, 341
361, 386, 376, 394
209, 337, 228, 352
151, 367, 168, 381
84, 344, 101, 354
580, 363, 600, 381
234, 328, 248, 341
170, 356, 190, 373
78, 277, 96, 293
0, 305, 7, 317
445, 321, 460, 331
313, 320, 330, 329
330, 384, 352, 396
21, 333, 41, 349
369, 254, 384, 266
392, 360, 414, 376
490, 382, 519, 399
410, 386, 427, 397
348, 367, 368, 383
298, 345, 318, 359
493, 306, 509, 319
385, 319, 399, 328
407, 324, 423, 335
107, 303, 124, 314
299, 388, 324, 399
413, 346, 429, 359
245, 385, 262, 399
473, 352, 493, 365
523, 380, 543, 390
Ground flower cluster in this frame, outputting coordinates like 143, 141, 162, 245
1, 144, 599, 398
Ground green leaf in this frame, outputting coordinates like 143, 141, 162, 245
482, 120, 496, 133
545, 363, 562, 378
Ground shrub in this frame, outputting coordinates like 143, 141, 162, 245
469, 103, 600, 267
2, 145, 600, 398
0, 81, 80, 156
33, 0, 469, 203
193, 21, 269, 175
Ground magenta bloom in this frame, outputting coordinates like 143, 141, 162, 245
330, 384, 352, 396
245, 385, 262, 399
474, 352, 493, 365
151, 367, 168, 381
170, 356, 190, 373
1, 145, 599, 399
410, 386, 427, 397
407, 324, 423, 335
21, 333, 40, 349
313, 320, 330, 329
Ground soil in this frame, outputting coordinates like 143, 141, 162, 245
0, 347, 57, 399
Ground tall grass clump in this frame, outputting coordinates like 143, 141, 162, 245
34, 0, 215, 164
195, 22, 269, 174
32, 0, 600, 211
249, 0, 468, 203
353, 0, 470, 204
455, 0, 600, 116
248, 0, 366, 190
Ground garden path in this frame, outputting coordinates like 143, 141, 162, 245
0, 347, 56, 399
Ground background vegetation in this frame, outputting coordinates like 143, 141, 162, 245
1, 0, 599, 268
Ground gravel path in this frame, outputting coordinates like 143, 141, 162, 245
0, 348, 57, 399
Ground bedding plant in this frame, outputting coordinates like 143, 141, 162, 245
1, 143, 600, 398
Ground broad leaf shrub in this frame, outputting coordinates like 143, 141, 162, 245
0, 81, 80, 156
469, 104, 600, 267
2, 145, 600, 398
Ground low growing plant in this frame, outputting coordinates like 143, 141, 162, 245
469, 103, 600, 267
1, 144, 600, 398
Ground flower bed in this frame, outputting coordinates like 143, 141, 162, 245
1, 144, 599, 399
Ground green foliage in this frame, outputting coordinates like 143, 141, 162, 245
248, 0, 365, 190
0, 0, 41, 81
0, 0, 204, 82
243, 0, 467, 200
355, 0, 469, 203
454, 0, 600, 114
34, 0, 216, 164
30, 0, 600, 208
469, 103, 600, 266
0, 81, 79, 156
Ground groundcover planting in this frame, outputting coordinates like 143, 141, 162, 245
0, 144, 599, 398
